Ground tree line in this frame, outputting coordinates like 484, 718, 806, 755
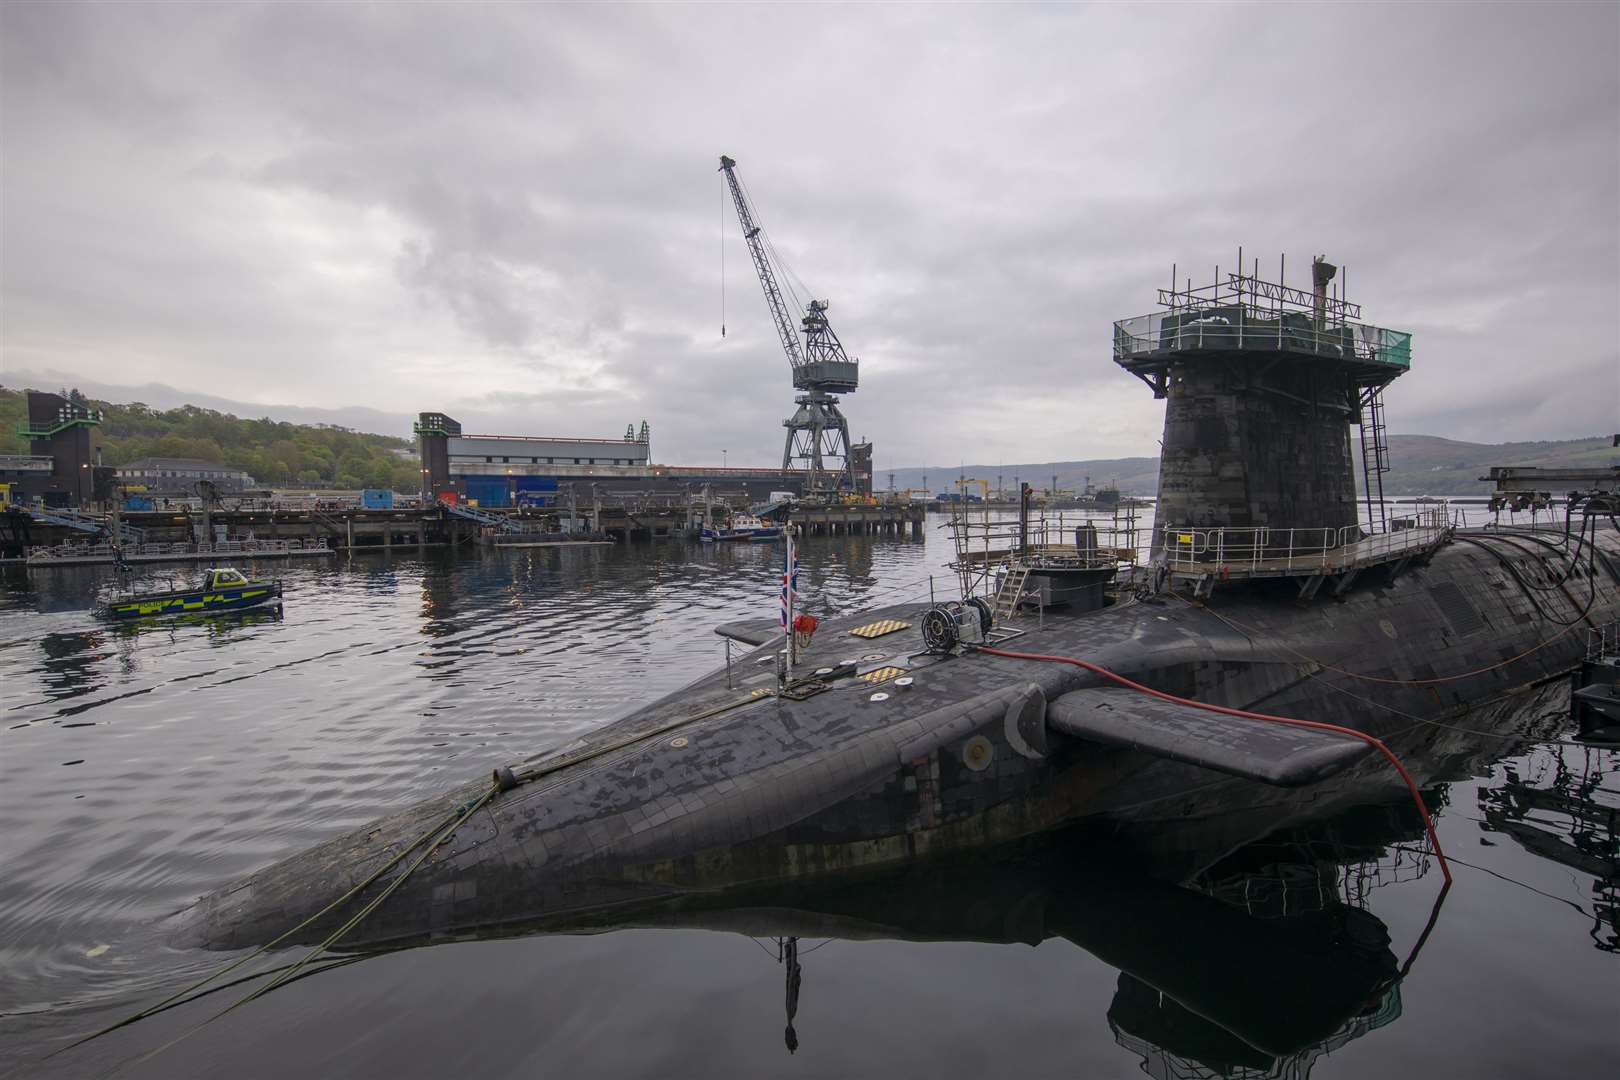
0, 387, 422, 491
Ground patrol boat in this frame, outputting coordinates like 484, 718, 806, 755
701, 511, 784, 542
97, 566, 283, 620
176, 257, 1620, 960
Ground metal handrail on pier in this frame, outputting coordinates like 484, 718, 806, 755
438, 500, 522, 533
26, 538, 332, 565
30, 508, 148, 544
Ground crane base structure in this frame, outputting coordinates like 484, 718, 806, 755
783, 391, 854, 494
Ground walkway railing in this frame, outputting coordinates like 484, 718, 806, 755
1161, 508, 1450, 576
1114, 309, 1412, 369
440, 500, 522, 532
1589, 620, 1620, 664
26, 538, 331, 562
31, 508, 147, 543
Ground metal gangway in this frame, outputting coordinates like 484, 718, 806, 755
439, 499, 522, 533
31, 507, 147, 544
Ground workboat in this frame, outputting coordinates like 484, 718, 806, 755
171, 256, 1620, 970
701, 512, 782, 543
96, 567, 283, 620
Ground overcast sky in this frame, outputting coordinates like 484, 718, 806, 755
2, 2, 1616, 469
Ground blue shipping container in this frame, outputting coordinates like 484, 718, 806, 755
361, 489, 394, 509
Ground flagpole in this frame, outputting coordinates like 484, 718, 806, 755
784, 520, 796, 676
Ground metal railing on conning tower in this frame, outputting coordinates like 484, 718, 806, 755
1160, 507, 1450, 580
1113, 308, 1412, 369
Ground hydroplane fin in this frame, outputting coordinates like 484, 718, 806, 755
1047, 688, 1371, 787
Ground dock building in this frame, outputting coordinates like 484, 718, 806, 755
117, 457, 256, 492
5, 391, 112, 507
415, 412, 873, 507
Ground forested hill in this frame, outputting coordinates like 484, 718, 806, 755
4, 382, 1610, 496
887, 435, 1615, 497
0, 385, 419, 491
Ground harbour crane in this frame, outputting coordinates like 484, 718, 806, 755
719, 155, 858, 495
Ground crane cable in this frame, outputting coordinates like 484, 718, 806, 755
720, 173, 726, 338
973, 645, 1453, 884
737, 172, 813, 315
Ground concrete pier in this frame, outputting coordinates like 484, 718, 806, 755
792, 504, 926, 538
12, 498, 927, 561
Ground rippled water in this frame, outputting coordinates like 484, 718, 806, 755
1, 524, 1615, 1079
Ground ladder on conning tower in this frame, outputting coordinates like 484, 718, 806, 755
991, 562, 1031, 623
1358, 386, 1390, 532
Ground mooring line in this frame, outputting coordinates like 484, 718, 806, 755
53, 684, 779, 1071
48, 787, 489, 1062
88, 784, 499, 1079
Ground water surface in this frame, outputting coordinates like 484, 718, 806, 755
1, 525, 1614, 1078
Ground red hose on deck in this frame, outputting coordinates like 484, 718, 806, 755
976, 646, 1453, 884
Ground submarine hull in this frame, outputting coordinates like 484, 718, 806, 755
174, 525, 1620, 952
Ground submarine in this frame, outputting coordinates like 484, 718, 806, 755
175, 256, 1620, 959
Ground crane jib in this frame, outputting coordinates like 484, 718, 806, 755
719, 153, 860, 494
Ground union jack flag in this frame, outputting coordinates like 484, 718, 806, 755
780, 550, 799, 628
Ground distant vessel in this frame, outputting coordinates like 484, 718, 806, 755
700, 512, 783, 543
96, 567, 282, 620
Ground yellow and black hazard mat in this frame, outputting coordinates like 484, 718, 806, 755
856, 666, 906, 685
848, 619, 910, 639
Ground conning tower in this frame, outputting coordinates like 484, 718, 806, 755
1113, 254, 1412, 553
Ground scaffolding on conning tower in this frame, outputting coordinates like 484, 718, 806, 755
1113, 250, 1421, 597
1113, 251, 1410, 533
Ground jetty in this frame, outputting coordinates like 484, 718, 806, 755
3, 495, 925, 567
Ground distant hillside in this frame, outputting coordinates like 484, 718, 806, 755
888, 436, 1614, 497
1367, 435, 1615, 495
0, 384, 420, 491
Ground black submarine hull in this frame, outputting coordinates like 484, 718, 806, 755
174, 525, 1620, 952
153, 680, 1596, 1080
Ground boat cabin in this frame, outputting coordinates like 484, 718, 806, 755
203, 568, 250, 589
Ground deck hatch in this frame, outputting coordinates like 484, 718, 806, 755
849, 619, 911, 639
1429, 581, 1485, 637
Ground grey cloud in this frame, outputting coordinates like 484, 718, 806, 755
2, 1, 1615, 472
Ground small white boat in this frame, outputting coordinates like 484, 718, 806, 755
700, 513, 783, 543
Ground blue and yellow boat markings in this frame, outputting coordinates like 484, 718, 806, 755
103, 571, 280, 620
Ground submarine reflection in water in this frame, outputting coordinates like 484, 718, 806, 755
292, 795, 1442, 1078
741, 818, 1420, 1078
1478, 743, 1619, 954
